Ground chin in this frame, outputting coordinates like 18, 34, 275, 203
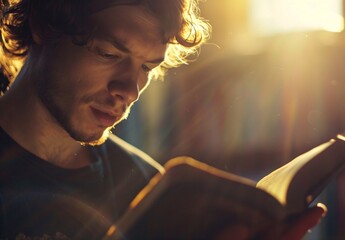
86, 131, 110, 146
75, 128, 111, 146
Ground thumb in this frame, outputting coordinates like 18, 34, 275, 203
282, 203, 327, 240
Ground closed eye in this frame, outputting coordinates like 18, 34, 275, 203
141, 62, 162, 73
141, 64, 152, 73
96, 47, 121, 60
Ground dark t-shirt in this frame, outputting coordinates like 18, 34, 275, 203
0, 128, 162, 239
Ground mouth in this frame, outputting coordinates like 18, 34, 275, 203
90, 107, 119, 128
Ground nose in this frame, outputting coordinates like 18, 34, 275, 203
107, 63, 141, 104
108, 80, 139, 104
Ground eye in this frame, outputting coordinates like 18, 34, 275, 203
141, 64, 152, 73
96, 47, 121, 60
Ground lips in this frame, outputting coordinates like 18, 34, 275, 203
91, 107, 118, 127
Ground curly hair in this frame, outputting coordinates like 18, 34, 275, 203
0, 0, 211, 94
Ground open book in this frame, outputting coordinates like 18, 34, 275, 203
109, 134, 345, 239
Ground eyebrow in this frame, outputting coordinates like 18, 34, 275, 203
102, 34, 165, 64
108, 35, 131, 54
146, 57, 165, 64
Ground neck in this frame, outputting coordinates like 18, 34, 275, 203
0, 64, 93, 169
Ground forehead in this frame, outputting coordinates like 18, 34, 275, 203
91, 5, 163, 44
90, 5, 167, 59
89, 0, 140, 13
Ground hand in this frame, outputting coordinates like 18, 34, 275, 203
262, 203, 327, 240
214, 203, 327, 240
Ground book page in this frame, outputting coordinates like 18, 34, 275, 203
256, 139, 335, 205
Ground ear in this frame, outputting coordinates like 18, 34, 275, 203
31, 31, 43, 44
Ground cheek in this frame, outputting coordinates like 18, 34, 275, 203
138, 74, 151, 94
53, 42, 102, 82
60, 61, 107, 94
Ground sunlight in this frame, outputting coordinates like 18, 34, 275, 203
250, 0, 344, 35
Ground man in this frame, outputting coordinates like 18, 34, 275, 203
0, 0, 325, 239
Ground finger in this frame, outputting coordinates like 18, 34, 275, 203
282, 203, 327, 240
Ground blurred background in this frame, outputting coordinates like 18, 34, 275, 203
114, 0, 345, 239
